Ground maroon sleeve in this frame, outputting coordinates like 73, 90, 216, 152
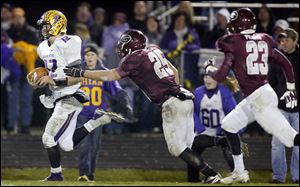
216, 35, 235, 53
212, 35, 235, 82
212, 52, 234, 82
270, 48, 295, 84
115, 54, 142, 78
263, 33, 295, 84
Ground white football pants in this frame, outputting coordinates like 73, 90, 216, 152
222, 83, 297, 147
162, 97, 195, 157
42, 97, 83, 151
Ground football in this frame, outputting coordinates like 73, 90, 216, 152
27, 67, 49, 83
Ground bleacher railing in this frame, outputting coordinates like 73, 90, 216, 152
153, 2, 299, 31
177, 49, 224, 85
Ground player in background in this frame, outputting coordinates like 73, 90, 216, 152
77, 43, 133, 182
27, 10, 119, 181
64, 29, 222, 184
187, 72, 235, 182
203, 8, 299, 184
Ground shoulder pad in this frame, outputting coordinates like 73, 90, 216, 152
216, 34, 236, 53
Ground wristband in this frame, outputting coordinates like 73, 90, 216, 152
54, 78, 68, 86
287, 82, 295, 90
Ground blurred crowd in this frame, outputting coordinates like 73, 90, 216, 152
1, 1, 299, 135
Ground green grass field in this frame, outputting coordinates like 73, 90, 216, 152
1, 168, 298, 186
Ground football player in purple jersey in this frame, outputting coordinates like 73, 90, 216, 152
64, 29, 222, 183
203, 8, 299, 184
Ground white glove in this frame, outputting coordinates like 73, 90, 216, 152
280, 90, 297, 109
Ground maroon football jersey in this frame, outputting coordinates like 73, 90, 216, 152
214, 33, 295, 96
116, 45, 180, 105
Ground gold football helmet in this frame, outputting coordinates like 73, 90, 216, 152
37, 10, 67, 39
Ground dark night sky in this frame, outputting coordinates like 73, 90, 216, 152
2, 0, 299, 28
2, 0, 136, 26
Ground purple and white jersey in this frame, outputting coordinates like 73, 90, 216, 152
116, 45, 180, 105
37, 35, 82, 98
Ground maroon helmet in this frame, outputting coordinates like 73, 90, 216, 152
116, 29, 147, 58
227, 8, 257, 34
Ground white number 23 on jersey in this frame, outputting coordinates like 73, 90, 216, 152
246, 41, 268, 75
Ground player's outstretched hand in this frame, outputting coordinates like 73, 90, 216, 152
63, 66, 85, 77
280, 90, 297, 109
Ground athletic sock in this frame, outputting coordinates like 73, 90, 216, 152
73, 126, 89, 147
83, 116, 110, 133
232, 154, 245, 173
50, 166, 62, 173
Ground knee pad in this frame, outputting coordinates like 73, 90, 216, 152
222, 107, 248, 133
58, 133, 74, 152
167, 143, 182, 157
42, 132, 57, 148
59, 143, 73, 152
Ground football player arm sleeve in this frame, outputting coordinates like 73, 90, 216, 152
167, 60, 179, 84
84, 68, 122, 81
66, 77, 83, 85
211, 52, 234, 82
270, 48, 295, 89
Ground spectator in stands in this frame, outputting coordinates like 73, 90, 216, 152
74, 23, 92, 57
128, 1, 148, 32
255, 4, 275, 35
273, 19, 289, 46
145, 1, 164, 12
176, 1, 206, 43
204, 8, 230, 49
68, 2, 93, 35
102, 12, 128, 69
102, 12, 131, 134
160, 12, 201, 90
77, 43, 133, 182
176, 1, 194, 26
144, 16, 162, 45
1, 3, 13, 31
160, 12, 200, 54
268, 28, 299, 184
1, 29, 21, 132
7, 7, 39, 134
89, 7, 106, 47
